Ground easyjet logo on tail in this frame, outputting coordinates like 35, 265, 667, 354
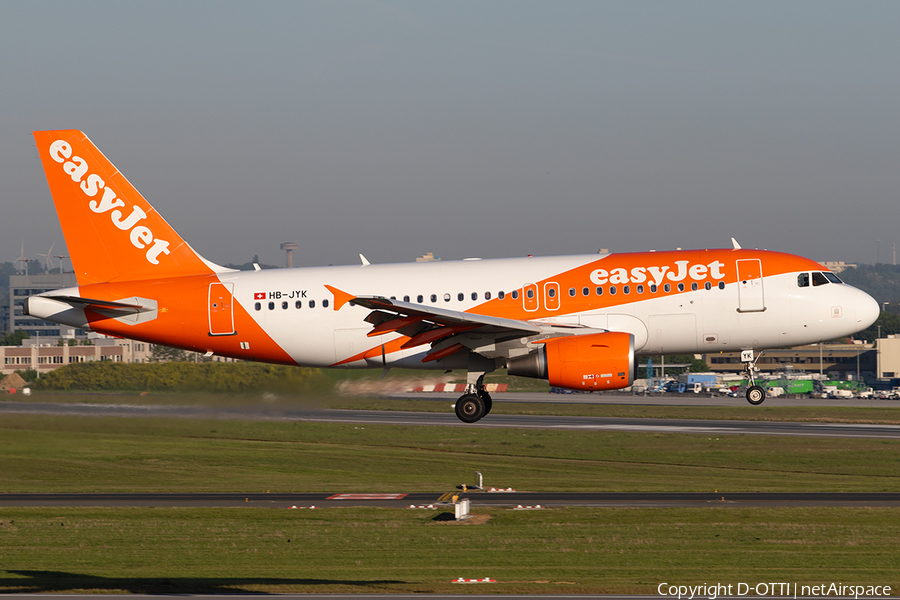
48, 140, 171, 265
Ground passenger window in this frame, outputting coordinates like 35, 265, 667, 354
609, 286, 617, 295
309, 300, 315, 308
664, 284, 671, 293
623, 285, 630, 294
268, 302, 275, 310
431, 294, 437, 302
650, 284, 657, 293
498, 291, 505, 300
582, 287, 590, 296
282, 301, 288, 309
526, 289, 534, 299
404, 295, 410, 302
417, 295, 424, 303
548, 288, 557, 298
254, 302, 261, 311
471, 292, 478, 301
812, 272, 829, 286
718, 281, 725, 290
512, 290, 519, 300
637, 285, 644, 294
568, 288, 576, 297
595, 287, 603, 296
457, 293, 464, 302
691, 283, 698, 291
444, 293, 451, 302
323, 299, 329, 308
704, 282, 711, 291
296, 300, 302, 308
798, 273, 810, 287
677, 283, 685, 292
485, 291, 491, 300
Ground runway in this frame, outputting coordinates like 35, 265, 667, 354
2, 491, 899, 508
388, 390, 900, 408
2, 400, 900, 439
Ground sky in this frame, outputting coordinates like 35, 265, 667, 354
1, 1, 899, 270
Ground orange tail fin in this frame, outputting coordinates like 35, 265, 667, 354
33, 130, 224, 284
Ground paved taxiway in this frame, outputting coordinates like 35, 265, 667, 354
2, 491, 900, 509
2, 399, 899, 439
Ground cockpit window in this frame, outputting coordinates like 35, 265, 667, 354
812, 272, 830, 286
824, 272, 843, 284
797, 273, 809, 287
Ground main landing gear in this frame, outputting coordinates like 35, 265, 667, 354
454, 376, 493, 423
741, 349, 766, 406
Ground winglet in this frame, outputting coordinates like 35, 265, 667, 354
731, 237, 742, 250
324, 285, 355, 311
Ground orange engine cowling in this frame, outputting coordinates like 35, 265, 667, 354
507, 331, 635, 391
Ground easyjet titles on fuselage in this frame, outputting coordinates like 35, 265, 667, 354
47, 139, 171, 265
590, 259, 726, 287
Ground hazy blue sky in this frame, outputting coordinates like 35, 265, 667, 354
2, 1, 899, 270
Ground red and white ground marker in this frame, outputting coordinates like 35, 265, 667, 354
407, 504, 438, 509
326, 493, 408, 500
452, 577, 496, 584
487, 487, 516, 492
513, 504, 544, 510
288, 506, 319, 509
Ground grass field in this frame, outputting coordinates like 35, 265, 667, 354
1, 507, 898, 594
2, 393, 899, 593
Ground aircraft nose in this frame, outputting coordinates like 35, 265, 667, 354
855, 289, 880, 332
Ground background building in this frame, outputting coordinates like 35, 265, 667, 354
1, 337, 152, 376
705, 343, 876, 381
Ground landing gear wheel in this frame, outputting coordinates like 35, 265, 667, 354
480, 391, 493, 415
746, 385, 766, 406
455, 394, 486, 423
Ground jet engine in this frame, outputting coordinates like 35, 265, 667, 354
507, 331, 634, 391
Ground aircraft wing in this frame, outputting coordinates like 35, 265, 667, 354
351, 295, 542, 337
348, 295, 603, 363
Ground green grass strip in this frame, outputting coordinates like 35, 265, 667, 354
2, 414, 900, 492
0, 507, 897, 594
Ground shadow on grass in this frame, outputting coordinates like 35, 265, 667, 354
2, 570, 408, 593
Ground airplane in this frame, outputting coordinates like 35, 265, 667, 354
25, 130, 880, 423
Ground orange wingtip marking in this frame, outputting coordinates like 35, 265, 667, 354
367, 315, 424, 337
401, 324, 479, 350
324, 285, 355, 311
422, 343, 465, 363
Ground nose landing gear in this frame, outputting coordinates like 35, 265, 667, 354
741, 349, 767, 405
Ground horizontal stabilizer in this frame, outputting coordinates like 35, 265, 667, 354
41, 295, 145, 313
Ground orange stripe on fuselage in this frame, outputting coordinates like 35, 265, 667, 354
332, 249, 822, 366
465, 249, 822, 321
79, 275, 296, 365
